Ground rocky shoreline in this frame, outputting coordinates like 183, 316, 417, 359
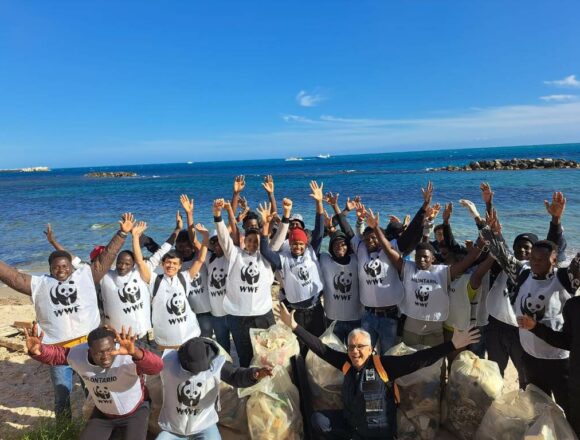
427, 157, 580, 172
85, 171, 137, 178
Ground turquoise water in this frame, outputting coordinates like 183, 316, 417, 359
1, 143, 579, 269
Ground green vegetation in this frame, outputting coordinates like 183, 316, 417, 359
17, 418, 84, 440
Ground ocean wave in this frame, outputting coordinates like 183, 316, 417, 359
90, 223, 115, 230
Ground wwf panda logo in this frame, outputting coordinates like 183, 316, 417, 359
166, 292, 186, 316
50, 281, 78, 306
415, 285, 432, 303
240, 262, 260, 285
297, 266, 310, 282
177, 379, 203, 407
333, 271, 353, 293
520, 293, 546, 321
94, 385, 111, 400
363, 258, 381, 278
210, 267, 226, 289
118, 278, 141, 304
190, 273, 203, 289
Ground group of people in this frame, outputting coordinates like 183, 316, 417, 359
0, 174, 578, 440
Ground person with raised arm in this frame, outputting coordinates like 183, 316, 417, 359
318, 192, 364, 343
463, 187, 566, 389
365, 208, 483, 347
180, 195, 213, 338
258, 182, 326, 350
0, 213, 133, 419
481, 193, 578, 413
278, 302, 480, 440
332, 183, 432, 353
156, 337, 272, 439
26, 323, 163, 440
132, 221, 208, 349
213, 198, 275, 367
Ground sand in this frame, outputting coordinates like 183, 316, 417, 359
0, 284, 519, 439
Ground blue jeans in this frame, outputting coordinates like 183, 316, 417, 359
361, 311, 398, 354
227, 311, 275, 367
332, 320, 362, 345
211, 315, 231, 354
197, 312, 214, 339
156, 423, 221, 440
50, 364, 73, 419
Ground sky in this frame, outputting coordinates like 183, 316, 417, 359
1, 1, 580, 168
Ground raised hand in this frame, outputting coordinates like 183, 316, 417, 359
257, 202, 273, 225
262, 175, 275, 194
44, 223, 55, 242
180, 194, 194, 214
323, 210, 333, 229
365, 209, 380, 229
309, 180, 324, 202
233, 175, 246, 194
517, 315, 537, 330
282, 198, 293, 217
480, 182, 494, 205
238, 196, 249, 211
389, 215, 401, 224
422, 181, 434, 206
544, 191, 566, 219
132, 221, 148, 237
175, 211, 183, 231
324, 192, 339, 206
442, 202, 453, 224
195, 223, 210, 240
459, 199, 481, 220
110, 326, 138, 357
213, 198, 225, 216
451, 326, 480, 349
355, 202, 367, 222
403, 214, 411, 228
426, 203, 441, 222
119, 213, 135, 233
278, 303, 297, 330
24, 322, 44, 356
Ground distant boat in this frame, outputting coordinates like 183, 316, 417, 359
285, 157, 303, 161
316, 154, 331, 159
186, 161, 193, 164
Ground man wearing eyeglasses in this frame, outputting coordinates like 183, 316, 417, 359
279, 303, 480, 439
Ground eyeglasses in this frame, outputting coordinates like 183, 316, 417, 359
347, 344, 370, 352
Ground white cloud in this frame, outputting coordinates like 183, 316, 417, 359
540, 94, 577, 102
544, 75, 580, 88
281, 114, 318, 124
296, 90, 324, 107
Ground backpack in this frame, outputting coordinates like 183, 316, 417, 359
341, 355, 400, 404
152, 272, 188, 298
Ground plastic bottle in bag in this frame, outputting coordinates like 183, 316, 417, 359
249, 324, 300, 369
305, 322, 345, 410
443, 350, 503, 440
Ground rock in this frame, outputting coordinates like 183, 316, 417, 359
85, 171, 137, 178
427, 158, 579, 172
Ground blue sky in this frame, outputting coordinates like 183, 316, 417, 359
1, 1, 579, 168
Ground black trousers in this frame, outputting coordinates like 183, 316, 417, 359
291, 300, 326, 356
486, 316, 527, 388
79, 400, 150, 440
523, 352, 569, 415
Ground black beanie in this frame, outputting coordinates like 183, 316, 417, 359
513, 233, 539, 248
178, 338, 212, 374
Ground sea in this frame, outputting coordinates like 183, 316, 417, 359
1, 143, 579, 272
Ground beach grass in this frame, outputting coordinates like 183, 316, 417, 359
16, 418, 84, 440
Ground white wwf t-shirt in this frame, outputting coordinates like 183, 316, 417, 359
353, 237, 404, 307
187, 264, 212, 314
149, 272, 201, 347
207, 254, 229, 317
279, 247, 324, 304
67, 343, 143, 416
400, 261, 450, 322
30, 265, 101, 344
515, 271, 571, 360
320, 253, 363, 321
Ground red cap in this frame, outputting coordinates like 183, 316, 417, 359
288, 228, 308, 244
90, 245, 106, 262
